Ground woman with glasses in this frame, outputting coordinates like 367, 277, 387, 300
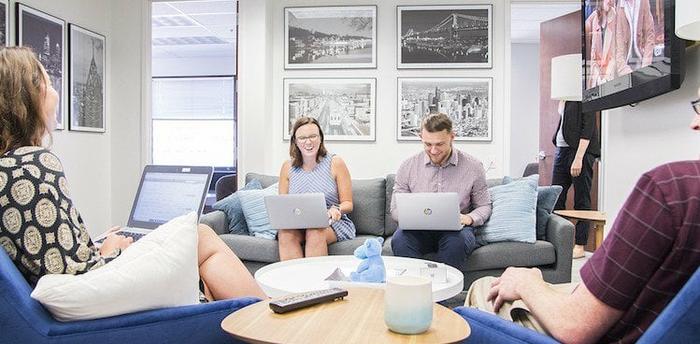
277, 117, 356, 260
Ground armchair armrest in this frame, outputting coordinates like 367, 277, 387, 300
543, 214, 574, 283
201, 210, 230, 235
47, 298, 260, 343
453, 307, 559, 344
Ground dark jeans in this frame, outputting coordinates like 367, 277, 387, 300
552, 146, 596, 245
391, 227, 478, 269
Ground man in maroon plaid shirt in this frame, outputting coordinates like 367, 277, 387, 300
466, 86, 700, 343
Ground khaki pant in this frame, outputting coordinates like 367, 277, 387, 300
465, 276, 578, 335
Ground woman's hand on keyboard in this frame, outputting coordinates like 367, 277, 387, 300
99, 230, 133, 256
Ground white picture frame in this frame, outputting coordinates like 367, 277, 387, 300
69, 24, 106, 133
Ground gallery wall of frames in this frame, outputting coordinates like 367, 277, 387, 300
1, 1, 106, 133
282, 4, 494, 142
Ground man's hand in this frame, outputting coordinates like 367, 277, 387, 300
486, 267, 544, 312
99, 229, 133, 257
327, 206, 342, 223
570, 157, 583, 177
460, 214, 474, 226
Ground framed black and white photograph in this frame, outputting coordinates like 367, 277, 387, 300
284, 78, 376, 141
397, 5, 492, 69
69, 24, 105, 133
17, 4, 66, 129
285, 6, 376, 69
398, 77, 492, 141
1, 0, 8, 46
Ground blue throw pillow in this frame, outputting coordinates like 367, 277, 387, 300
212, 179, 262, 235
238, 183, 279, 240
478, 175, 538, 244
503, 175, 563, 240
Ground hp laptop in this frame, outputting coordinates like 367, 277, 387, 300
265, 193, 330, 230
395, 192, 462, 230
96, 165, 212, 244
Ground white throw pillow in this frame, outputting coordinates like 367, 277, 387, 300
31, 212, 200, 321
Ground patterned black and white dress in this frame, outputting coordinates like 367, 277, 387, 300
0, 146, 120, 285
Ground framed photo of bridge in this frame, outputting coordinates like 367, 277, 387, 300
283, 78, 376, 141
397, 5, 492, 69
397, 77, 492, 141
285, 6, 377, 69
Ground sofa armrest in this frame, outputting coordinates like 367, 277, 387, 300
543, 214, 574, 283
201, 210, 230, 235
47, 298, 260, 342
452, 307, 559, 344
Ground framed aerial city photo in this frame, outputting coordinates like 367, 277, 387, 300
398, 77, 492, 141
285, 6, 377, 69
17, 4, 66, 129
284, 78, 376, 141
1, 0, 8, 46
397, 5, 492, 69
69, 24, 105, 133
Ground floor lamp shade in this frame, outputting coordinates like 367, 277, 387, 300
676, 0, 700, 40
551, 54, 582, 101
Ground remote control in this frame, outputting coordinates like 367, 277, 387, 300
269, 288, 348, 314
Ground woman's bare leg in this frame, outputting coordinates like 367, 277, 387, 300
278, 229, 304, 261
304, 227, 337, 257
197, 224, 267, 300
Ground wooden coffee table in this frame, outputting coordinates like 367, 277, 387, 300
554, 210, 607, 249
221, 287, 470, 344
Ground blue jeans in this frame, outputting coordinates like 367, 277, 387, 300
391, 227, 478, 269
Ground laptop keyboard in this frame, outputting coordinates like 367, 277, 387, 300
120, 231, 146, 241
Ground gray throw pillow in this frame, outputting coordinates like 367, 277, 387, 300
212, 179, 262, 235
503, 175, 563, 240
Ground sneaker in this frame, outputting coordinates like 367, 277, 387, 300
573, 245, 585, 259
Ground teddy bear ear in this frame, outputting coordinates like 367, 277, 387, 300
377, 237, 384, 244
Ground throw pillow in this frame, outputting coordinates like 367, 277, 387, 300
478, 176, 538, 244
503, 175, 563, 240
31, 212, 200, 321
238, 183, 279, 240
212, 179, 262, 235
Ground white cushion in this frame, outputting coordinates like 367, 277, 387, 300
31, 212, 200, 321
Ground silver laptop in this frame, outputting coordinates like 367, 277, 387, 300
265, 193, 330, 230
395, 192, 462, 230
96, 165, 212, 244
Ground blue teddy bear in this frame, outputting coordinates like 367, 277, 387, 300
350, 237, 386, 283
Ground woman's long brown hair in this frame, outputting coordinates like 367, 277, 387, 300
289, 116, 327, 168
0, 47, 50, 155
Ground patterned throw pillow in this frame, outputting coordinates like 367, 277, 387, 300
477, 176, 538, 244
212, 179, 262, 235
238, 183, 279, 240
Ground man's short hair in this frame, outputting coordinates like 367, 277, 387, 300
421, 113, 453, 133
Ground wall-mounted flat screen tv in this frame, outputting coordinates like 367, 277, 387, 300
582, 0, 685, 112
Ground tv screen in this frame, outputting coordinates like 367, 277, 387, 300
582, 0, 685, 112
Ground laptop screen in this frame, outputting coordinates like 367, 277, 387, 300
128, 166, 212, 229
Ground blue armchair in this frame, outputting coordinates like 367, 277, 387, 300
454, 267, 700, 343
0, 249, 260, 343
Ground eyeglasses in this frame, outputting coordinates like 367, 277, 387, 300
296, 134, 320, 143
692, 98, 700, 115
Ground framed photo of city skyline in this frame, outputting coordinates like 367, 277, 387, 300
1, 0, 8, 46
17, 4, 66, 130
284, 78, 376, 141
285, 6, 377, 69
398, 77, 492, 141
397, 5, 492, 69
69, 24, 105, 133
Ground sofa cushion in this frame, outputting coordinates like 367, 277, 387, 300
385, 174, 399, 236
464, 241, 556, 271
503, 175, 564, 240
347, 178, 385, 236
219, 233, 280, 263
238, 184, 279, 240
477, 176, 538, 244
212, 179, 262, 235
245, 173, 279, 188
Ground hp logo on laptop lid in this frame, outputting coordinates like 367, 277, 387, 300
424, 208, 433, 216
293, 208, 302, 216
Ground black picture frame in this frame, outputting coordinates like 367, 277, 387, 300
0, 0, 8, 46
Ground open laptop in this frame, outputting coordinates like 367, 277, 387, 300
395, 192, 462, 230
265, 193, 330, 230
96, 165, 213, 244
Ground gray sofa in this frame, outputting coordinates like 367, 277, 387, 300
200, 173, 574, 288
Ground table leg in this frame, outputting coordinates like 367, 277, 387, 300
594, 222, 604, 249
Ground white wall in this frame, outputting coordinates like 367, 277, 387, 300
237, 0, 510, 184
601, 45, 700, 235
509, 43, 540, 176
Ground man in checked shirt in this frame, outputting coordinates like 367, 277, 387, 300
465, 86, 700, 343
